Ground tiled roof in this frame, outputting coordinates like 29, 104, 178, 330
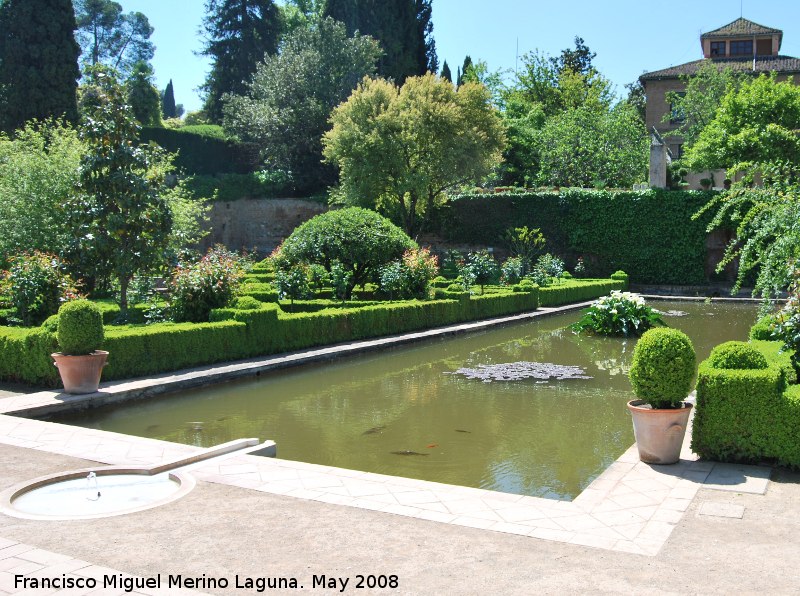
701, 17, 782, 39
640, 55, 800, 81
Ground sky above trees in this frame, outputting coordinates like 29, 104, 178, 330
117, 0, 800, 113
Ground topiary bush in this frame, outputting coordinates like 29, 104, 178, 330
629, 327, 696, 409
57, 300, 104, 355
610, 270, 629, 282
708, 341, 768, 370
233, 296, 264, 310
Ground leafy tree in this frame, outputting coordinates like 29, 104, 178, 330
440, 60, 452, 83
624, 80, 646, 123
74, 0, 154, 78
323, 0, 436, 82
665, 61, 743, 149
695, 161, 800, 302
201, 0, 282, 122
0, 0, 81, 132
279, 0, 324, 35
126, 62, 162, 126
534, 102, 647, 188
683, 74, 800, 173
465, 250, 498, 294
550, 36, 595, 75
66, 66, 172, 317
276, 207, 416, 298
162, 80, 177, 119
224, 17, 380, 193
324, 74, 506, 237
275, 263, 312, 306
0, 120, 84, 265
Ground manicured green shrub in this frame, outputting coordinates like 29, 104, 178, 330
693, 340, 799, 467
708, 341, 768, 370
0, 327, 59, 385
629, 328, 696, 409
41, 314, 59, 333
233, 296, 264, 310
610, 270, 629, 282
139, 127, 260, 175
749, 315, 777, 341
57, 300, 104, 355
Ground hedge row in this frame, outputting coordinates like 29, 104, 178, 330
140, 127, 260, 175
0, 277, 624, 387
693, 340, 800, 468
539, 279, 625, 307
439, 189, 716, 285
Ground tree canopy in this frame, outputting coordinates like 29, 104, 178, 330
684, 74, 800, 172
201, 0, 282, 122
224, 16, 381, 193
126, 62, 162, 126
323, 73, 506, 237
74, 0, 155, 78
323, 0, 436, 82
0, 0, 81, 132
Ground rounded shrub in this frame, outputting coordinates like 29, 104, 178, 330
749, 316, 776, 341
611, 270, 629, 282
629, 328, 696, 409
234, 296, 263, 310
57, 300, 104, 355
446, 283, 463, 292
41, 314, 59, 333
708, 341, 768, 370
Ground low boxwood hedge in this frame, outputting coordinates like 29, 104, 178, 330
0, 277, 624, 387
693, 339, 800, 468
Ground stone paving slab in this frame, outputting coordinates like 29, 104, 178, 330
697, 501, 746, 518
702, 463, 772, 494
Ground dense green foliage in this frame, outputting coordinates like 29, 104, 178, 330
378, 248, 438, 300
201, 0, 282, 122
693, 340, 799, 467
276, 208, 415, 298
125, 62, 162, 127
323, 0, 436, 81
57, 299, 104, 355
629, 328, 696, 409
0, 0, 81, 132
442, 189, 714, 284
2, 252, 77, 326
170, 246, 246, 323
707, 341, 768, 370
0, 120, 84, 263
695, 162, 800, 299
773, 281, 800, 374
139, 127, 260, 176
571, 290, 664, 337
74, 0, 154, 78
684, 75, 800, 172
66, 67, 172, 315
324, 74, 506, 237
224, 17, 381, 193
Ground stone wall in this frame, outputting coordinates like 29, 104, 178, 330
199, 198, 327, 256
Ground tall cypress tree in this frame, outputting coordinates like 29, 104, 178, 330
0, 0, 81, 132
323, 0, 436, 82
162, 79, 177, 119
440, 60, 452, 83
202, 0, 282, 122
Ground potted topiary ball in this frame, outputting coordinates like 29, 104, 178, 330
627, 327, 697, 464
51, 300, 108, 394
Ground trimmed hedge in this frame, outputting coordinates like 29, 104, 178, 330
539, 278, 626, 306
0, 277, 625, 386
440, 189, 715, 284
692, 339, 800, 468
140, 127, 260, 175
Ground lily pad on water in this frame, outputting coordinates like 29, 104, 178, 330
448, 361, 592, 383
655, 309, 688, 317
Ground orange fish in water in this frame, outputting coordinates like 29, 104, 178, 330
427, 443, 438, 448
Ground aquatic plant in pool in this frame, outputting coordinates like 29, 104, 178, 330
571, 291, 664, 336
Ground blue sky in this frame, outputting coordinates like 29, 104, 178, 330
117, 0, 800, 114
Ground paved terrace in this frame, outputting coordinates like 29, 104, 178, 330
0, 302, 798, 593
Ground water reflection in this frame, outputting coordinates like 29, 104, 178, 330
55, 300, 758, 500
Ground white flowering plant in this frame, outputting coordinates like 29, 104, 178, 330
570, 291, 665, 337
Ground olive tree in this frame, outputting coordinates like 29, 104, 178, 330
323, 73, 506, 238
276, 207, 415, 298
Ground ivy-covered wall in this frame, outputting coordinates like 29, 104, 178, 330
439, 189, 718, 285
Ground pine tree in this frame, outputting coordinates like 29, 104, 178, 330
0, 0, 81, 132
162, 80, 177, 119
202, 0, 282, 123
323, 0, 436, 83
440, 60, 452, 83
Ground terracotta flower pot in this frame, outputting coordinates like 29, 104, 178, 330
52, 351, 108, 394
627, 400, 692, 464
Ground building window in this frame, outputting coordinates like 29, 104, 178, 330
710, 41, 726, 56
669, 92, 686, 125
730, 40, 753, 55
670, 144, 684, 159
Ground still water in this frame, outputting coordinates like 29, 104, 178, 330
56, 300, 758, 500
